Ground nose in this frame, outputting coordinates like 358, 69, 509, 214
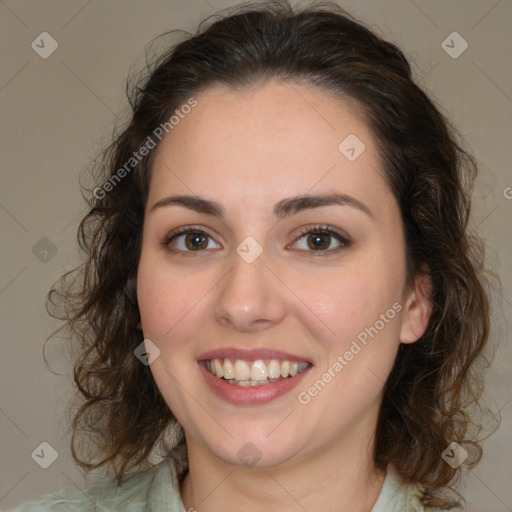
213, 246, 287, 333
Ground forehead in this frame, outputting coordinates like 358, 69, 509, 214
148, 78, 393, 218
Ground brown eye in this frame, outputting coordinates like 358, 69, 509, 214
183, 232, 208, 250
162, 228, 221, 255
291, 226, 351, 255
306, 232, 332, 250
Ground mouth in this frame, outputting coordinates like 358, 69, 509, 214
204, 357, 312, 386
197, 348, 314, 404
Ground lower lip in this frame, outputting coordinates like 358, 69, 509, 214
198, 361, 312, 405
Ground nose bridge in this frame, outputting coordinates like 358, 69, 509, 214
213, 240, 286, 331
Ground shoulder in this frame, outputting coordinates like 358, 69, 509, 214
4, 448, 188, 512
372, 465, 459, 512
3, 466, 159, 512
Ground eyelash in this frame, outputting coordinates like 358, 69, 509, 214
161, 224, 352, 258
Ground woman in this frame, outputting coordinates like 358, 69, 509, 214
8, 1, 494, 510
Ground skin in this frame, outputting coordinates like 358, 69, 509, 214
136, 78, 432, 512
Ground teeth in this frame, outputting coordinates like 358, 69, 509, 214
223, 359, 234, 379
214, 359, 224, 378
227, 378, 281, 386
206, 358, 309, 383
267, 360, 281, 379
251, 360, 267, 381
234, 360, 251, 381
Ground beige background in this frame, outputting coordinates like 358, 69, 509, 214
1, 0, 511, 510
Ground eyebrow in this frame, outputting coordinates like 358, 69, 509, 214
149, 192, 373, 219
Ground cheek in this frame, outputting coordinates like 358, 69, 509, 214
136, 254, 205, 343
295, 262, 404, 419
297, 258, 403, 345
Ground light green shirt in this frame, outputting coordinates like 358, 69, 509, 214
5, 446, 445, 511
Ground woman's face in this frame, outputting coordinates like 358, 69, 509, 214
137, 78, 430, 468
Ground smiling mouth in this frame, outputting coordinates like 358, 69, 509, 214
205, 358, 311, 386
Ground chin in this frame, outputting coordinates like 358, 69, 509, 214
198, 428, 302, 469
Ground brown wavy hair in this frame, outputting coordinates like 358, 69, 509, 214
46, 0, 498, 508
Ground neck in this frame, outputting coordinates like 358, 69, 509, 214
180, 422, 386, 512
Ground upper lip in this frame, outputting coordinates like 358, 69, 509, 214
198, 348, 312, 364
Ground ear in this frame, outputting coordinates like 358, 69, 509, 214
399, 269, 433, 344
136, 320, 143, 330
